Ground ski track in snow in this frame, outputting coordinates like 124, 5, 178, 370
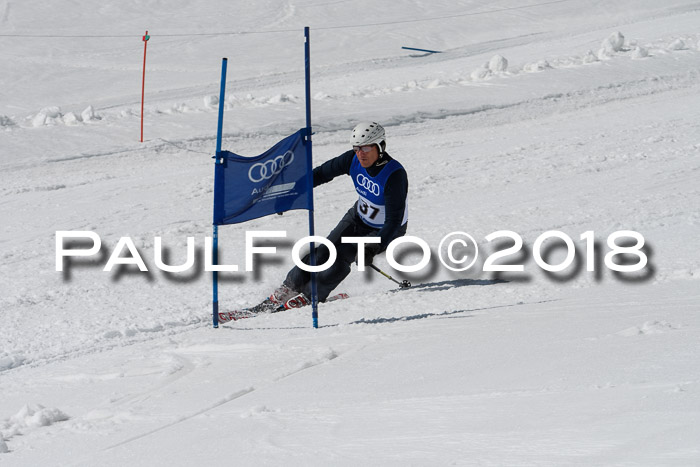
103, 386, 256, 451
102, 343, 341, 451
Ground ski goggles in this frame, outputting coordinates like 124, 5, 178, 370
353, 145, 374, 153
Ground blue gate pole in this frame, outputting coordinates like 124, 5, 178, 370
212, 57, 228, 329
304, 27, 319, 329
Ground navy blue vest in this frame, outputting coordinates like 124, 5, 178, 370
350, 157, 408, 228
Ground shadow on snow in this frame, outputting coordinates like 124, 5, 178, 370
347, 299, 559, 326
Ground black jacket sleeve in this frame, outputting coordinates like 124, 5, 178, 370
312, 150, 355, 187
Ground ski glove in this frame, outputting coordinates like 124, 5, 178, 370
359, 243, 381, 267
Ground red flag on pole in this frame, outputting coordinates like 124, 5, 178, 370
140, 30, 150, 142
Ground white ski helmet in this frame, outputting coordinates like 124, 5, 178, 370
351, 121, 385, 149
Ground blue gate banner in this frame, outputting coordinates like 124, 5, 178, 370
214, 130, 311, 225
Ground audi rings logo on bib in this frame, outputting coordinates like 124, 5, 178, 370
248, 151, 295, 183
356, 174, 380, 195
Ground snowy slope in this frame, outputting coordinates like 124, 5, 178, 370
1, 0, 700, 464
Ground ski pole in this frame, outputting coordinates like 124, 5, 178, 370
370, 264, 411, 289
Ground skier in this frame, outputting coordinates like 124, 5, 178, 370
255, 121, 408, 312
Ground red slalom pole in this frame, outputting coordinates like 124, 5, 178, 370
140, 30, 150, 142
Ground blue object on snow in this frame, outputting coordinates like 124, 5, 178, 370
402, 46, 442, 54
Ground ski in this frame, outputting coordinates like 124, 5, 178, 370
218, 293, 350, 323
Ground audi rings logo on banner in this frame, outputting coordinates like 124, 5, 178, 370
248, 151, 295, 183
356, 174, 380, 195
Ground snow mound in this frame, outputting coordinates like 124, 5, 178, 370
81, 105, 100, 122
62, 112, 80, 126
0, 434, 7, 454
167, 103, 194, 114
1, 404, 70, 443
31, 106, 62, 127
631, 46, 649, 59
668, 38, 686, 50
602, 31, 625, 53
426, 78, 448, 89
471, 55, 509, 80
267, 93, 299, 104
223, 95, 239, 110
470, 64, 491, 80
523, 60, 551, 73
0, 115, 15, 128
582, 50, 599, 64
0, 353, 26, 371
488, 54, 508, 73
598, 31, 626, 59
203, 95, 219, 110
29, 105, 100, 127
